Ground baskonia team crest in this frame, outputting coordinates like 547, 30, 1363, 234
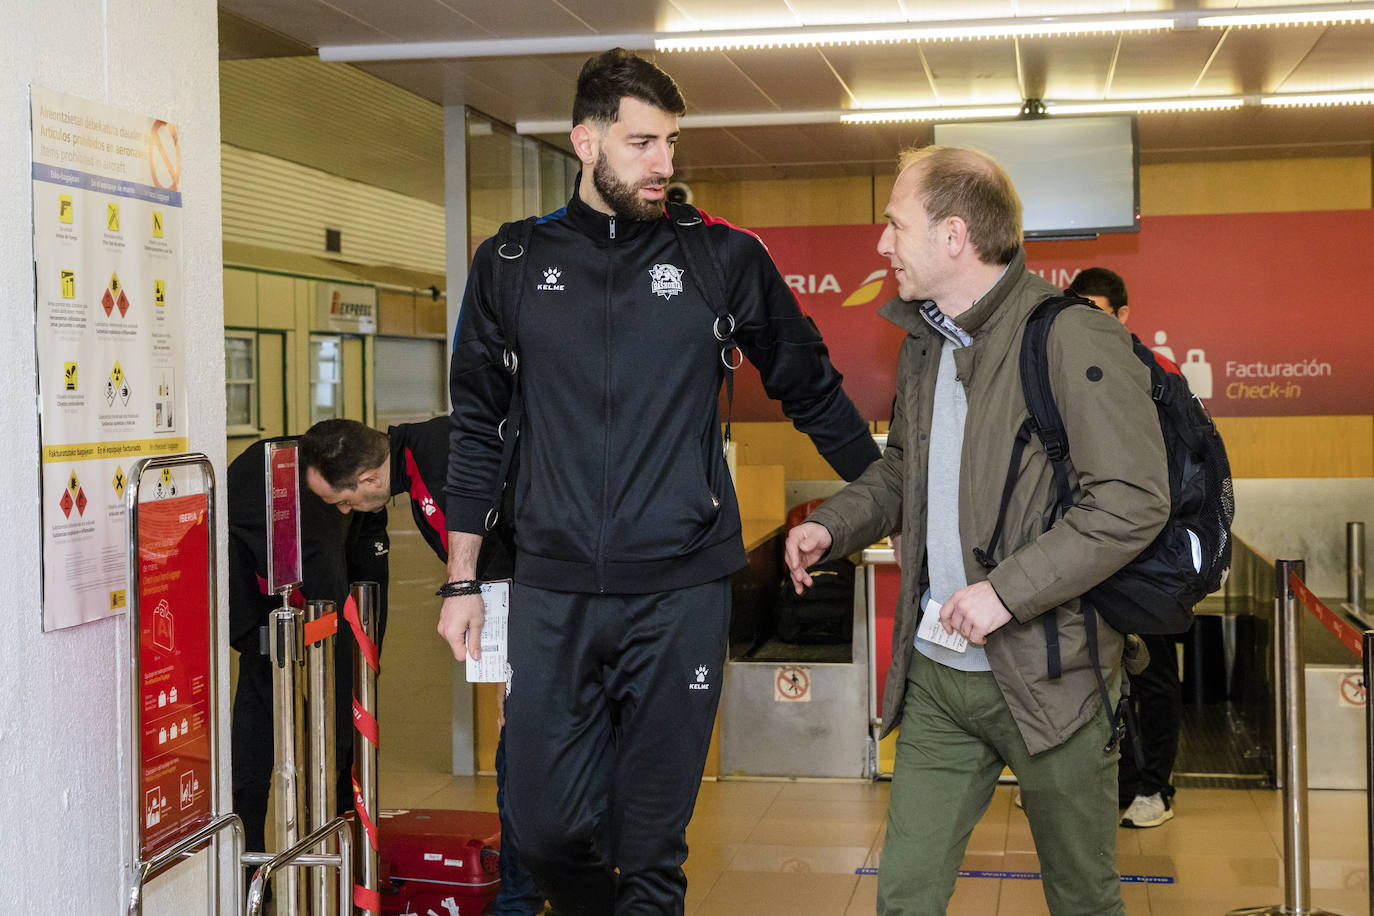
649, 263, 684, 300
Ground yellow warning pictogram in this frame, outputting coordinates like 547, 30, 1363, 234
154, 279, 165, 306
151, 211, 164, 238
59, 195, 73, 224
160, 468, 173, 488
60, 269, 75, 299
112, 466, 126, 499
106, 202, 120, 232
109, 589, 127, 611
68, 470, 81, 498
64, 362, 77, 391
109, 271, 121, 297
112, 361, 124, 387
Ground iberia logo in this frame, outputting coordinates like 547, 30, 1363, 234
784, 268, 893, 309
842, 269, 890, 307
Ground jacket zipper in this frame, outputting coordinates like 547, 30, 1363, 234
595, 229, 614, 591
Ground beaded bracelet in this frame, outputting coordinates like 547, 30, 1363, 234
436, 579, 483, 598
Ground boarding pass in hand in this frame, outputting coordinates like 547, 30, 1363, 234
465, 580, 511, 683
917, 596, 969, 653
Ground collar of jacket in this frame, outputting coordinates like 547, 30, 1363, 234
386, 424, 408, 497
564, 174, 660, 245
950, 247, 1029, 339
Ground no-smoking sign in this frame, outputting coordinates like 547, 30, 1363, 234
774, 665, 811, 703
1340, 673, 1367, 708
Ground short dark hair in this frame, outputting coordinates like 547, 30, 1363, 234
897, 146, 1023, 266
299, 419, 388, 489
1068, 267, 1128, 314
572, 48, 686, 129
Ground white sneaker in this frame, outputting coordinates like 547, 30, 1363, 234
1120, 792, 1174, 828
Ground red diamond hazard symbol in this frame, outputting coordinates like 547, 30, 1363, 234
76, 488, 87, 516
59, 489, 73, 518
102, 289, 115, 317
117, 289, 130, 317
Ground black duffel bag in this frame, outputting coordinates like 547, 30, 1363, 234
774, 558, 855, 645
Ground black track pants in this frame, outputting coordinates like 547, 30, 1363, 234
503, 578, 731, 916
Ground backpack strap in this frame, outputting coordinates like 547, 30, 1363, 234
974, 294, 1095, 682
1083, 601, 1130, 755
486, 216, 537, 531
666, 201, 740, 452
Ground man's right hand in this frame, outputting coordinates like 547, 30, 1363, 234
438, 593, 485, 662
784, 521, 833, 594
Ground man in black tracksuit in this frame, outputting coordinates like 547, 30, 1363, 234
227, 438, 389, 855
439, 50, 881, 915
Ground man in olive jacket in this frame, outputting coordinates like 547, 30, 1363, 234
785, 146, 1169, 915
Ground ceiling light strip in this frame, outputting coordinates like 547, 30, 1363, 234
655, 19, 1173, 52
1046, 98, 1246, 114
840, 106, 1024, 124
1199, 6, 1374, 28
1261, 91, 1374, 107
317, 4, 1374, 62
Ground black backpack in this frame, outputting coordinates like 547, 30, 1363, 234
977, 294, 1235, 747
979, 294, 1235, 635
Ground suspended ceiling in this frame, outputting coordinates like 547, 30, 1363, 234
218, 1, 1374, 193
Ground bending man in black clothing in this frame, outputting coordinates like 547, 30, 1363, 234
226, 438, 389, 856
299, 417, 538, 916
441, 49, 881, 915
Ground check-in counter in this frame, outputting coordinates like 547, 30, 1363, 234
718, 527, 874, 778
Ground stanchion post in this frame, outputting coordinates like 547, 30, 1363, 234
269, 604, 307, 916
1277, 558, 1311, 915
1228, 559, 1342, 916
307, 599, 338, 915
352, 581, 382, 913
1365, 628, 1374, 916
1350, 522, 1366, 615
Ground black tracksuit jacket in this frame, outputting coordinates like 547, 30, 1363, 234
446, 189, 878, 595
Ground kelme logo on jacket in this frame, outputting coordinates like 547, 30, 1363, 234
537, 267, 564, 291
649, 263, 684, 300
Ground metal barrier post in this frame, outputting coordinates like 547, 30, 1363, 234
245, 816, 353, 916
269, 603, 307, 916
1350, 522, 1367, 615
352, 581, 382, 913
1230, 559, 1339, 916
1366, 629, 1374, 916
307, 599, 338, 915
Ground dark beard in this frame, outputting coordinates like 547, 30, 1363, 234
593, 151, 665, 221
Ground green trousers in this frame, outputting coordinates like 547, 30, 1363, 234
877, 655, 1124, 916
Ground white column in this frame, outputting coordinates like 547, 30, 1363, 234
442, 103, 477, 776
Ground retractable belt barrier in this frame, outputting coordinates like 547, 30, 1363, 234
1287, 570, 1365, 660
346, 585, 383, 914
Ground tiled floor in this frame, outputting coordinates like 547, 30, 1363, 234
381, 762, 1370, 915
377, 503, 1370, 915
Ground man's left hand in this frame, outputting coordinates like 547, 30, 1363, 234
939, 581, 1012, 645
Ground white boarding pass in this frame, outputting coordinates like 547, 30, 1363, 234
917, 596, 969, 653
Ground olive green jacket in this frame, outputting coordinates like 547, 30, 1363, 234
808, 251, 1169, 755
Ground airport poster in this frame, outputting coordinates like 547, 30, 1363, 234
31, 86, 189, 630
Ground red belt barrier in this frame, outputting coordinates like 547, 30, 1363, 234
1288, 569, 1365, 659
344, 593, 382, 913
303, 612, 337, 646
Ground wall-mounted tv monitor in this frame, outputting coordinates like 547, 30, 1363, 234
931, 115, 1140, 239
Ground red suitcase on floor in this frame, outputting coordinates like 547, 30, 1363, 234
378, 809, 502, 915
